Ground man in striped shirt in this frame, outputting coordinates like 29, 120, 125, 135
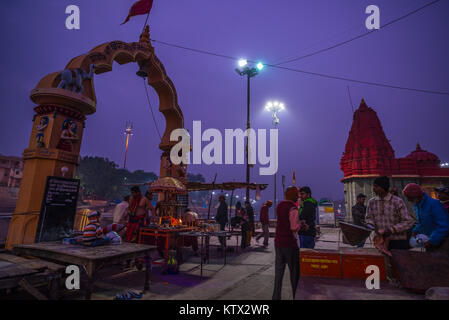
83, 211, 108, 246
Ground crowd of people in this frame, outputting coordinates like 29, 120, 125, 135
272, 178, 449, 300
82, 180, 449, 300
351, 177, 449, 254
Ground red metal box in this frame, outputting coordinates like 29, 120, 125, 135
300, 249, 341, 278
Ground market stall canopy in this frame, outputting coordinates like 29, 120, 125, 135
148, 177, 186, 194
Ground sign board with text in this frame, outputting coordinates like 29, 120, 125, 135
35, 176, 80, 242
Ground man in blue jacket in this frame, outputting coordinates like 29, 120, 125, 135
403, 183, 449, 253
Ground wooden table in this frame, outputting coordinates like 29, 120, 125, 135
13, 242, 157, 300
179, 231, 232, 277
138, 227, 196, 265
0, 253, 65, 300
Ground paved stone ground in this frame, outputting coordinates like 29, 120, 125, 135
1, 227, 424, 300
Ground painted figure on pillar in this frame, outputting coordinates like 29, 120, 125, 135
35, 116, 49, 147
56, 119, 79, 152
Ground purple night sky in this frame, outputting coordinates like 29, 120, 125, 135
1, 0, 448, 204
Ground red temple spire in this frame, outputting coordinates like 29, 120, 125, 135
340, 99, 395, 178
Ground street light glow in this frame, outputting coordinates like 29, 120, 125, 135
256, 62, 264, 70
238, 59, 248, 67
265, 101, 286, 113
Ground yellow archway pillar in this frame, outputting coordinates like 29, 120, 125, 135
5, 90, 91, 250
6, 26, 185, 250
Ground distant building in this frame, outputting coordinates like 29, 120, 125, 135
340, 99, 449, 220
0, 155, 24, 189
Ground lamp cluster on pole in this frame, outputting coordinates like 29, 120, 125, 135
235, 59, 264, 202
265, 101, 285, 215
265, 101, 285, 127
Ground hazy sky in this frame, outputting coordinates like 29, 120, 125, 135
1, 0, 448, 203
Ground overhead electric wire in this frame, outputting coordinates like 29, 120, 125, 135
150, 37, 449, 96
146, 0, 448, 96
274, 0, 441, 66
142, 78, 162, 139
150, 39, 239, 61
263, 63, 449, 96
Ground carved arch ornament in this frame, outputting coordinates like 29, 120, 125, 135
30, 26, 184, 152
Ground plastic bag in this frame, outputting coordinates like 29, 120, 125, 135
106, 231, 122, 245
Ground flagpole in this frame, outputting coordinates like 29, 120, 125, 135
142, 11, 150, 32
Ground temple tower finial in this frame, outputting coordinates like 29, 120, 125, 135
139, 25, 150, 46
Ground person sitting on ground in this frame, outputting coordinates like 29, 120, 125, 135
83, 211, 110, 246
403, 183, 449, 253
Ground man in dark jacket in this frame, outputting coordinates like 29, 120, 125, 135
298, 186, 317, 249
352, 193, 367, 247
352, 193, 367, 226
215, 195, 228, 246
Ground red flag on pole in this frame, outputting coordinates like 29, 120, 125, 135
121, 0, 154, 25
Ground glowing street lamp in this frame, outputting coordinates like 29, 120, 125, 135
235, 59, 265, 201
238, 59, 248, 68
265, 101, 285, 212
265, 101, 285, 127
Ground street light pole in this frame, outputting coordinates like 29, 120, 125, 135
235, 60, 264, 203
265, 101, 285, 218
246, 72, 250, 202
274, 121, 277, 211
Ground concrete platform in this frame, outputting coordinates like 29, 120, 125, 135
1, 227, 425, 300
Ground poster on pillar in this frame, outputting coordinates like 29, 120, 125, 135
35, 176, 80, 242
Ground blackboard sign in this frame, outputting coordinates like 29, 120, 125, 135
35, 176, 80, 242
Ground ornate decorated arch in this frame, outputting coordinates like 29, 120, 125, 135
6, 27, 185, 249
